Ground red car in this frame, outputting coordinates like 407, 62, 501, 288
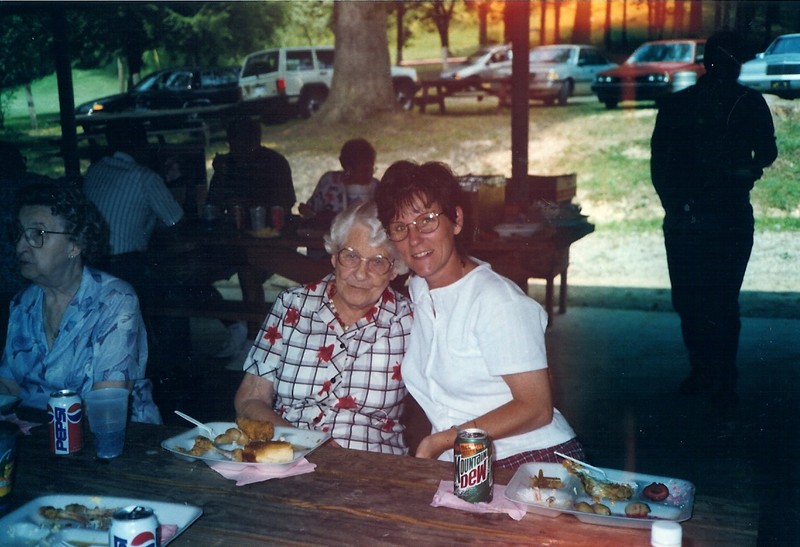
591, 39, 706, 108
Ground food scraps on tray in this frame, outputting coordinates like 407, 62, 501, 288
562, 459, 634, 502
38, 503, 116, 530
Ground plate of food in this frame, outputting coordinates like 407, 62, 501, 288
493, 223, 543, 238
161, 419, 330, 468
0, 494, 202, 546
504, 461, 695, 529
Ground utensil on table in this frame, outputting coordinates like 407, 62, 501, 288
555, 451, 608, 480
174, 410, 216, 438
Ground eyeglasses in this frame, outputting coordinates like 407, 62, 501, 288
13, 225, 72, 248
336, 247, 394, 275
386, 212, 442, 242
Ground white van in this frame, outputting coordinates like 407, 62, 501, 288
239, 45, 418, 118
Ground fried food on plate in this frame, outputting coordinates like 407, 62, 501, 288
625, 501, 651, 518
186, 435, 215, 456
236, 417, 275, 441
531, 468, 563, 489
215, 427, 250, 445
39, 504, 116, 529
242, 440, 294, 463
561, 459, 633, 502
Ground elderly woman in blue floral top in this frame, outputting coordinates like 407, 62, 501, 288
234, 202, 413, 454
0, 185, 161, 424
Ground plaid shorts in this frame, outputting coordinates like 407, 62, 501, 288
495, 437, 586, 470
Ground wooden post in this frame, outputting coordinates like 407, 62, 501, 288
51, 6, 80, 180
506, 1, 530, 206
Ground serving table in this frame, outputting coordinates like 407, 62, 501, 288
10, 420, 758, 546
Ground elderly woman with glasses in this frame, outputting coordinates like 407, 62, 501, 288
375, 161, 584, 468
234, 201, 414, 454
0, 184, 161, 424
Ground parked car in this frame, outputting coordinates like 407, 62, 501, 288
238, 46, 419, 118
495, 44, 617, 106
738, 33, 800, 99
75, 67, 241, 116
591, 39, 706, 108
439, 44, 512, 89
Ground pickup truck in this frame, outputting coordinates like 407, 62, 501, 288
239, 46, 419, 118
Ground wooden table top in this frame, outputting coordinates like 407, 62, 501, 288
8, 419, 757, 546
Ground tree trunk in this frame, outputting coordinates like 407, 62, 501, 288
478, 1, 488, 46
539, 0, 547, 45
118, 56, 126, 93
25, 84, 38, 131
622, 0, 629, 47
572, 0, 592, 44
674, 0, 686, 39
603, 0, 612, 50
554, 0, 561, 44
688, 0, 703, 38
395, 2, 405, 65
315, 1, 395, 124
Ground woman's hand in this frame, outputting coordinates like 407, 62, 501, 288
414, 429, 456, 460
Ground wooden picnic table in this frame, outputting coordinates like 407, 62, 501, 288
8, 417, 758, 545
416, 77, 512, 113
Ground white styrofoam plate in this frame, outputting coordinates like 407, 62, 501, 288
161, 422, 330, 468
493, 223, 542, 238
0, 494, 202, 546
504, 462, 695, 529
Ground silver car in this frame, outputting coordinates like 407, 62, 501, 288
738, 33, 800, 99
496, 44, 617, 106
440, 44, 512, 85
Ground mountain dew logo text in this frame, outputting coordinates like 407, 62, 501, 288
455, 450, 490, 489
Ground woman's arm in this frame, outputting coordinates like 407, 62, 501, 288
233, 372, 291, 427
414, 369, 554, 460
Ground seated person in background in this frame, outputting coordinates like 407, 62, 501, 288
83, 119, 184, 263
375, 161, 585, 468
207, 118, 296, 219
234, 202, 413, 454
83, 120, 193, 390
298, 138, 379, 228
0, 185, 161, 424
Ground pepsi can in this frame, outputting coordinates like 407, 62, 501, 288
110, 505, 160, 547
47, 389, 83, 455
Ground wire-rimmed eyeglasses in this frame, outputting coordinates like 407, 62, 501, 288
336, 247, 394, 275
13, 225, 72, 248
386, 212, 442, 242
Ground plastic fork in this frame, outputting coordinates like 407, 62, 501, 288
174, 410, 216, 438
555, 451, 609, 480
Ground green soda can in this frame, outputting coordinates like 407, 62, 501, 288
454, 428, 493, 503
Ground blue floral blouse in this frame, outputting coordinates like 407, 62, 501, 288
0, 267, 161, 424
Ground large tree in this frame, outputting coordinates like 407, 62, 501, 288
0, 10, 55, 128
315, 1, 395, 124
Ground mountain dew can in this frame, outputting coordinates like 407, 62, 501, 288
454, 428, 493, 503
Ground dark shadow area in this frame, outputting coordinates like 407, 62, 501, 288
546, 307, 799, 546
530, 284, 799, 320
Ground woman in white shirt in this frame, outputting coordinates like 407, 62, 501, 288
375, 160, 584, 468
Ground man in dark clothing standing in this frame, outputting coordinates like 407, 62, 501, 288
650, 30, 778, 406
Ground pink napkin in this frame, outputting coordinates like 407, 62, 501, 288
431, 480, 527, 521
0, 413, 40, 435
159, 524, 179, 545
209, 457, 316, 486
